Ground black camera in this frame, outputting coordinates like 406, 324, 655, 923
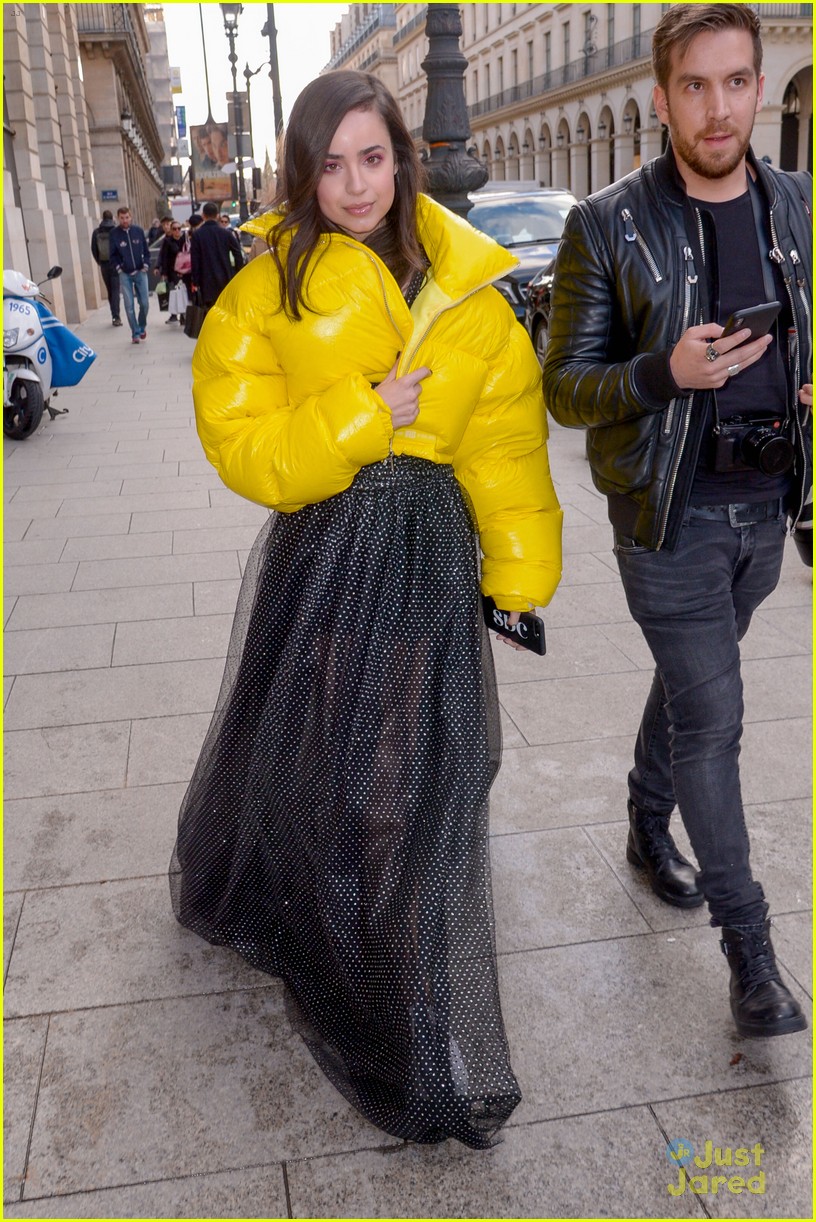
711, 413, 795, 477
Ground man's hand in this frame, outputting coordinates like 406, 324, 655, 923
799, 383, 813, 411
670, 323, 773, 391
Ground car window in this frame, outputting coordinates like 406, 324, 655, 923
469, 196, 574, 246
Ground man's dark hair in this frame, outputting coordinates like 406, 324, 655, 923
202, 201, 219, 219
161, 215, 173, 223
652, 3, 762, 91
188, 214, 203, 229
116, 205, 131, 217
101, 210, 113, 221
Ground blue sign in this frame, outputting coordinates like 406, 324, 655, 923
175, 105, 187, 138
101, 189, 118, 201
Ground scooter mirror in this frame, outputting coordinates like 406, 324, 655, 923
46, 266, 63, 279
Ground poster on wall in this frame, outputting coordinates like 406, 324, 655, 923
190, 120, 231, 200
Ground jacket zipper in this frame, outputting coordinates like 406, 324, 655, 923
663, 247, 700, 438
621, 210, 663, 282
656, 240, 701, 548
769, 211, 808, 526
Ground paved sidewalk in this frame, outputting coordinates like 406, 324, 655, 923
3, 302, 812, 1219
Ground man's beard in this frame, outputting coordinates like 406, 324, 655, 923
669, 120, 752, 180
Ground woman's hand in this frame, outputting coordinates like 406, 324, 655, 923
376, 361, 432, 429
495, 610, 527, 652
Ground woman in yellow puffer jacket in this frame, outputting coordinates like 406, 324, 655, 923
170, 71, 562, 1150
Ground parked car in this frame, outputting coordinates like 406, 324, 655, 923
524, 254, 559, 366
467, 186, 576, 321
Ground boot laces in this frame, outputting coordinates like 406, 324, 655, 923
730, 932, 779, 993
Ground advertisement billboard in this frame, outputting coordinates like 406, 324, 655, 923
190, 121, 231, 201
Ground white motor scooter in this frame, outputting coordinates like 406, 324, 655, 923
3, 265, 94, 440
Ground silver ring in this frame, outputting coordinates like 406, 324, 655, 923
705, 344, 720, 363
727, 363, 740, 375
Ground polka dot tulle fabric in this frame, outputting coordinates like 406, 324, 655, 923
169, 455, 521, 1147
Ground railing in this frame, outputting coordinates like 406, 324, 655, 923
469, 29, 655, 120
750, 4, 811, 16
74, 3, 131, 36
393, 8, 427, 48
324, 4, 397, 71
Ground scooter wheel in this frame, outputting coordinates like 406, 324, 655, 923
4, 381, 45, 439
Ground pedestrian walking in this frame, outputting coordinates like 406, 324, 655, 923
170, 69, 562, 1148
189, 200, 244, 309
160, 220, 191, 324
543, 3, 811, 1038
147, 217, 164, 244
90, 209, 122, 327
108, 206, 150, 344
155, 216, 173, 314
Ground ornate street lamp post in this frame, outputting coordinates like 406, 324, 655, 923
420, 4, 487, 218
220, 3, 249, 222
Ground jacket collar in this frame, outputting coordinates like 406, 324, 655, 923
653, 140, 776, 208
242, 193, 517, 300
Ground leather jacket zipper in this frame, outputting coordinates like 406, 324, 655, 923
662, 249, 699, 439
621, 210, 663, 282
656, 239, 701, 548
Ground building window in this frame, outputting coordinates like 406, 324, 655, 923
544, 30, 551, 75
563, 22, 570, 66
527, 39, 534, 81
485, 62, 491, 98
511, 49, 518, 87
607, 8, 615, 66
473, 68, 479, 103
633, 4, 641, 43
498, 56, 504, 93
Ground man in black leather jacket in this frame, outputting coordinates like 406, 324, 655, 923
544, 4, 810, 1040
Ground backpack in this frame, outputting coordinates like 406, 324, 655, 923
96, 228, 111, 262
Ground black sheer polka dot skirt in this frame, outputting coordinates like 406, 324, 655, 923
169, 455, 521, 1148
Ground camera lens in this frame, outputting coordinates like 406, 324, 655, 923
741, 426, 795, 476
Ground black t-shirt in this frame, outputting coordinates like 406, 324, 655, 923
689, 189, 792, 505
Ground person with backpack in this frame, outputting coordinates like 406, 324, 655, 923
90, 210, 122, 327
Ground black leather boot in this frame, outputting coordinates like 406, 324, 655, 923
720, 921, 807, 1038
626, 800, 704, 908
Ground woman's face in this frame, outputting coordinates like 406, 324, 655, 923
316, 107, 396, 239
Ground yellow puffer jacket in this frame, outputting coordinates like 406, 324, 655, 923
192, 193, 562, 611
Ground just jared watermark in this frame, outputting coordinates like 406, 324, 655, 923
666, 1139, 766, 1196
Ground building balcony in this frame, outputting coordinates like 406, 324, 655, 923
325, 4, 396, 71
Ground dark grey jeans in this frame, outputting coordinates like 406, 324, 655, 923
615, 500, 787, 926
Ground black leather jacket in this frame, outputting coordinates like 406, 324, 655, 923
543, 146, 812, 550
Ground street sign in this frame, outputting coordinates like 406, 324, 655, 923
175, 105, 187, 138
101, 189, 118, 201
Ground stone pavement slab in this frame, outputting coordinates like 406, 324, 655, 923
4, 722, 131, 800
3, 1016, 49, 1203
4, 876, 269, 1017
23, 990, 399, 1199
126, 713, 213, 787
285, 1107, 700, 1219
2, 1164, 289, 1219
651, 1077, 811, 1218
3, 784, 186, 891
500, 927, 810, 1128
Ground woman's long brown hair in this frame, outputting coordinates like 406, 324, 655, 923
269, 71, 427, 320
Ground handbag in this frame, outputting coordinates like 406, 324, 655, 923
168, 282, 189, 316
184, 292, 208, 340
175, 247, 192, 276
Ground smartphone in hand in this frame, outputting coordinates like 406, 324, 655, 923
482, 595, 546, 655
720, 301, 781, 341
